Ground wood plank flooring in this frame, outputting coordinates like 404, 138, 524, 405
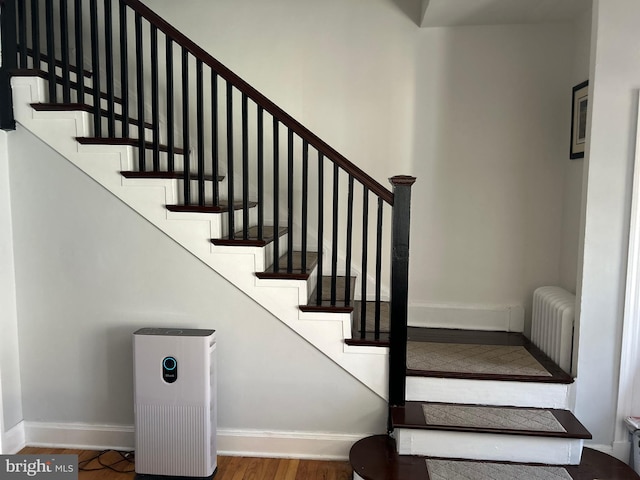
19, 447, 352, 480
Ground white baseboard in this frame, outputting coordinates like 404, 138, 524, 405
23, 422, 366, 460
612, 440, 632, 463
3, 421, 26, 454
25, 422, 135, 451
408, 303, 525, 332
217, 429, 365, 460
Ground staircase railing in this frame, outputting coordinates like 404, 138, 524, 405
1, 0, 415, 405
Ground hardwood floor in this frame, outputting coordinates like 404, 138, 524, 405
19, 447, 353, 480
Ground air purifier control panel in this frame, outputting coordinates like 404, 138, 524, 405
162, 356, 178, 383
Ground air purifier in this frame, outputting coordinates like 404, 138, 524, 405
133, 328, 217, 479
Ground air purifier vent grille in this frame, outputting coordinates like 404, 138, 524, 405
135, 403, 211, 477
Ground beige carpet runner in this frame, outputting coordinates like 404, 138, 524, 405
407, 342, 551, 377
422, 404, 566, 433
426, 459, 572, 480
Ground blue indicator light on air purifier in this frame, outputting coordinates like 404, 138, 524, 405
163, 356, 177, 371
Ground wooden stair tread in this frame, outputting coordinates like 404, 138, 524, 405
405, 328, 574, 384
300, 276, 356, 313
349, 435, 639, 480
391, 402, 591, 439
212, 226, 287, 247
76, 137, 185, 154
166, 201, 258, 213
32, 102, 153, 129
121, 171, 224, 182
256, 251, 318, 280
345, 337, 389, 347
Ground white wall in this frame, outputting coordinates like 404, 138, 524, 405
410, 24, 573, 331
142, 0, 576, 331
574, 0, 640, 449
0, 129, 23, 439
559, 8, 591, 295
8, 127, 385, 442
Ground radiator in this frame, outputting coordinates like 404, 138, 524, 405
531, 286, 575, 374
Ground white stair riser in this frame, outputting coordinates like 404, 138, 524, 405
406, 376, 574, 409
395, 428, 584, 465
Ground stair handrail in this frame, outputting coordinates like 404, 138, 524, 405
121, 0, 394, 206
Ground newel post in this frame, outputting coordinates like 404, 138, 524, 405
0, 0, 17, 130
388, 175, 416, 408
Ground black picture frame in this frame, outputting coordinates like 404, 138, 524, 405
570, 80, 589, 159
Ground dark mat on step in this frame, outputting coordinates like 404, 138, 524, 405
422, 404, 566, 433
426, 459, 572, 480
407, 342, 551, 377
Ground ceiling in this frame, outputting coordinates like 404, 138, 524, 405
420, 0, 590, 27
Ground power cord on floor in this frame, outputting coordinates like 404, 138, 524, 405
78, 449, 135, 473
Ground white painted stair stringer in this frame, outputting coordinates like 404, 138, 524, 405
11, 75, 389, 400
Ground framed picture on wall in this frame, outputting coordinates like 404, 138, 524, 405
570, 80, 589, 159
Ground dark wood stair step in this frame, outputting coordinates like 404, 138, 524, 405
256, 251, 319, 280
166, 201, 258, 214
345, 336, 389, 347
76, 137, 185, 154
300, 276, 356, 313
32, 103, 153, 129
349, 435, 639, 480
212, 226, 287, 247
391, 401, 591, 439
121, 171, 224, 182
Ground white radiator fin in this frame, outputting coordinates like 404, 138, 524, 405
531, 286, 575, 374
135, 404, 210, 477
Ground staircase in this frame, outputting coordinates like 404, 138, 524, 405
1, 1, 638, 478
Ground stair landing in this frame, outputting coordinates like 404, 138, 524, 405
350, 435, 640, 480
406, 328, 572, 383
404, 328, 574, 410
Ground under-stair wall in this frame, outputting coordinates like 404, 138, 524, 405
7, 126, 387, 457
